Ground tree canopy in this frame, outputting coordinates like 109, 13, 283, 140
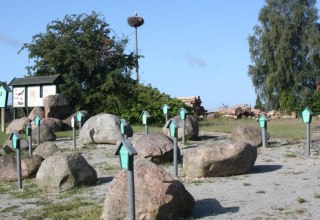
20, 12, 189, 124
248, 0, 320, 112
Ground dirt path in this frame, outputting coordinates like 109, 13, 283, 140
1, 133, 320, 219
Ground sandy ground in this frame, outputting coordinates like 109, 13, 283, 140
1, 132, 320, 219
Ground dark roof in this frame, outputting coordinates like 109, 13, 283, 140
0, 81, 11, 92
9, 74, 64, 86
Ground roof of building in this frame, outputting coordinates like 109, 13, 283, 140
9, 74, 64, 86
0, 81, 12, 92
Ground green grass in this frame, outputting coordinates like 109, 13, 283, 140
21, 197, 103, 220
199, 117, 320, 140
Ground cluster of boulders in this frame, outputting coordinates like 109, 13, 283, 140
5, 94, 88, 144
1, 100, 266, 219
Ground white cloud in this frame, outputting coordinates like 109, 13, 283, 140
185, 53, 206, 67
0, 34, 21, 47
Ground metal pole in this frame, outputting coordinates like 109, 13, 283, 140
28, 135, 32, 156
165, 114, 168, 123
135, 27, 139, 81
261, 127, 266, 148
73, 125, 76, 150
78, 121, 82, 130
128, 169, 135, 220
1, 108, 4, 132
306, 123, 310, 156
16, 147, 22, 190
37, 125, 40, 146
182, 119, 186, 145
144, 124, 148, 135
173, 136, 178, 177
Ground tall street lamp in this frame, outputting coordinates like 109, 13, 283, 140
128, 12, 144, 81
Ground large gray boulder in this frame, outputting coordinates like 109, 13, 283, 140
39, 117, 62, 132
33, 141, 62, 159
232, 124, 265, 147
163, 115, 199, 140
183, 141, 257, 178
43, 94, 74, 119
79, 113, 132, 144
132, 133, 174, 164
101, 158, 194, 220
5, 117, 30, 134
32, 124, 56, 144
0, 155, 43, 182
36, 152, 97, 193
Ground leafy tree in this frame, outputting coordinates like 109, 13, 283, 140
20, 12, 190, 124
254, 95, 264, 110
20, 12, 135, 114
248, 0, 320, 112
311, 90, 320, 114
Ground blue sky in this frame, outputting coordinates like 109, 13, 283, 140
1, 1, 309, 111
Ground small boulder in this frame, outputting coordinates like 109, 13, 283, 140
132, 133, 174, 164
33, 141, 63, 159
5, 117, 30, 134
40, 117, 62, 132
79, 113, 132, 144
101, 158, 194, 220
32, 124, 56, 144
0, 155, 43, 182
36, 152, 97, 193
183, 140, 257, 178
232, 124, 265, 147
163, 115, 199, 140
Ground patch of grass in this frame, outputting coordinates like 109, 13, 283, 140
314, 192, 320, 199
295, 208, 307, 214
243, 182, 251, 186
21, 197, 102, 219
190, 179, 205, 185
97, 163, 119, 171
263, 159, 274, 163
56, 186, 92, 199
10, 179, 40, 199
297, 197, 308, 203
0, 205, 20, 213
285, 152, 298, 158
256, 190, 266, 194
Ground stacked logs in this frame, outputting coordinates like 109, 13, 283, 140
177, 96, 207, 118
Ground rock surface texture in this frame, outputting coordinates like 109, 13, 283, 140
79, 113, 133, 144
183, 140, 257, 178
101, 158, 195, 220
36, 152, 97, 193
132, 133, 174, 164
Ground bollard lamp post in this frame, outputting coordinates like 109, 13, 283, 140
25, 121, 32, 156
166, 118, 180, 177
10, 131, 22, 190
161, 104, 170, 123
75, 111, 84, 130
141, 111, 151, 135
120, 119, 129, 139
71, 116, 76, 149
178, 108, 188, 144
33, 115, 41, 146
257, 114, 268, 148
115, 140, 138, 220
301, 107, 313, 156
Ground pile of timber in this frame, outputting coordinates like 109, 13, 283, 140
209, 104, 297, 119
177, 96, 207, 118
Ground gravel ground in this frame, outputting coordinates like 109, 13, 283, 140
1, 132, 320, 219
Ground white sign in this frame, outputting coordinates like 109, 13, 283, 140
71, 117, 75, 128
28, 86, 42, 107
43, 85, 56, 99
13, 87, 25, 107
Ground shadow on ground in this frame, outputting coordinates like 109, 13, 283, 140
192, 198, 239, 218
250, 164, 282, 174
97, 176, 114, 184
